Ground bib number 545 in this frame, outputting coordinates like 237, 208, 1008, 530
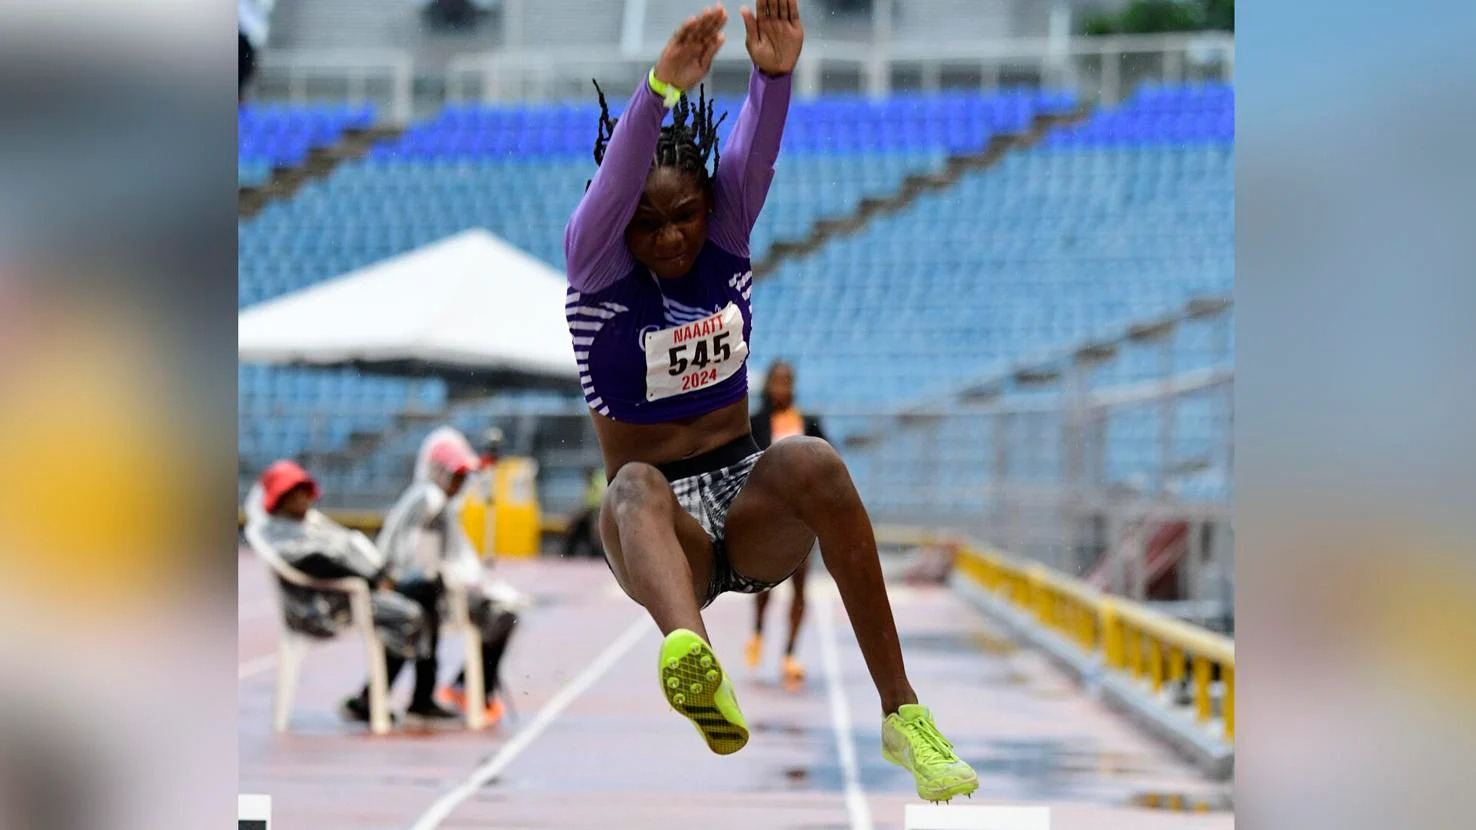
667, 331, 732, 376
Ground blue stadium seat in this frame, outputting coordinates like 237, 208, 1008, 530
239, 85, 1227, 507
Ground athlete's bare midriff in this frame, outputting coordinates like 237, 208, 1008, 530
593, 398, 752, 477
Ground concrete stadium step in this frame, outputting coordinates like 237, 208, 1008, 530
239, 124, 405, 219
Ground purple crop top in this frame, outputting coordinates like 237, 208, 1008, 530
563, 69, 791, 424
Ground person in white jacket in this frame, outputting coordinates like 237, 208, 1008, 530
250, 460, 430, 725
374, 427, 526, 726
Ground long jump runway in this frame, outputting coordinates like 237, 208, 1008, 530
239, 553, 1232, 829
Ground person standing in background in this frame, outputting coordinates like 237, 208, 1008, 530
746, 360, 826, 688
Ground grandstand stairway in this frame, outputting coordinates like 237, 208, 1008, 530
753, 101, 1092, 276
239, 122, 406, 219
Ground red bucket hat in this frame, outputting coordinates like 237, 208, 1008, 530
260, 459, 319, 513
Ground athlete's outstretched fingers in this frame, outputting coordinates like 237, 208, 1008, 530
676, 16, 697, 45
701, 4, 726, 34
700, 33, 726, 70
785, 0, 799, 22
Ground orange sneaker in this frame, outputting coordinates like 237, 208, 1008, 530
483, 697, 506, 727
782, 655, 805, 688
438, 685, 468, 710
745, 635, 763, 669
437, 687, 506, 728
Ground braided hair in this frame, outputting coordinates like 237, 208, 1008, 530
590, 79, 727, 189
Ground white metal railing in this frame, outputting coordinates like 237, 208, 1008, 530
250, 33, 1230, 117
444, 31, 1231, 104
253, 49, 415, 124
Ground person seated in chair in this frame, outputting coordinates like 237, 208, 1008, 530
254, 460, 429, 724
371, 427, 526, 726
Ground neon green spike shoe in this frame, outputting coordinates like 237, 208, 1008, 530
882, 704, 979, 803
659, 629, 749, 755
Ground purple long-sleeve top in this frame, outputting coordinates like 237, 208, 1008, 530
563, 69, 791, 423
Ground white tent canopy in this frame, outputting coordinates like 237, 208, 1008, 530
238, 228, 578, 384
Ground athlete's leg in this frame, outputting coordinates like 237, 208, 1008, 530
723, 437, 916, 714
785, 554, 810, 657
754, 589, 771, 637
777, 555, 810, 686
747, 589, 770, 668
599, 462, 715, 640
601, 462, 751, 754
724, 438, 976, 799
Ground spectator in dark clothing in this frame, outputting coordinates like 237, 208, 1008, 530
744, 360, 827, 688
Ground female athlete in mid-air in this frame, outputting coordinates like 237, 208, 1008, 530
563, 0, 977, 802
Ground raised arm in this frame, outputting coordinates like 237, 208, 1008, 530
563, 83, 667, 293
709, 0, 804, 257
709, 69, 793, 257
564, 6, 728, 293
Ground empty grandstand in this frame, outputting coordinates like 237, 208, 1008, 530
238, 6, 1236, 827
236, 5, 1233, 622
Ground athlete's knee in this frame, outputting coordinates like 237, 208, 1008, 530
606, 462, 673, 523
773, 437, 854, 507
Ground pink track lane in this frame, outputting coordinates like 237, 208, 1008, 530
239, 552, 1232, 830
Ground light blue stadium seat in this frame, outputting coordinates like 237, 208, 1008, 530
239, 85, 1229, 507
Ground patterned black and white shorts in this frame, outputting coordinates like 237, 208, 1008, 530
656, 434, 790, 608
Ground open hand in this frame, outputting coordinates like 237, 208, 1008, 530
654, 5, 728, 91
742, 0, 804, 76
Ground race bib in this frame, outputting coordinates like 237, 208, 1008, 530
644, 302, 748, 402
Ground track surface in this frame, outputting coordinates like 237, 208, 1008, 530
238, 553, 1232, 829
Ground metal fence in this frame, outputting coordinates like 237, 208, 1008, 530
821, 296, 1234, 625
446, 32, 1232, 106
246, 32, 1233, 123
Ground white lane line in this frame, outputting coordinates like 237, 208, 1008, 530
239, 653, 277, 681
409, 614, 653, 830
817, 588, 875, 830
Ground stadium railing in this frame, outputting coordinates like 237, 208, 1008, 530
949, 540, 1234, 777
246, 33, 1232, 115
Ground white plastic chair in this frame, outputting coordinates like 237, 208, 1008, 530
393, 425, 488, 730
441, 576, 487, 731
242, 484, 393, 735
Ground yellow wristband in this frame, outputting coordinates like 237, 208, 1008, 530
647, 67, 683, 108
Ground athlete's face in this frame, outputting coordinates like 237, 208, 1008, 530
765, 363, 795, 410
627, 166, 710, 279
